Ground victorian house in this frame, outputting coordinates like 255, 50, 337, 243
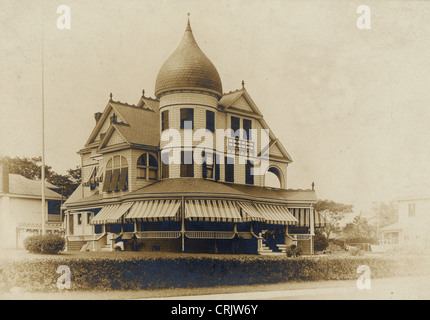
63, 17, 324, 254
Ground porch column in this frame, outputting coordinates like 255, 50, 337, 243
310, 205, 315, 255
181, 196, 185, 253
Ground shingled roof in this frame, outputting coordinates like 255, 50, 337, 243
2, 174, 62, 200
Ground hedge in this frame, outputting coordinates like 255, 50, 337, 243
0, 255, 429, 292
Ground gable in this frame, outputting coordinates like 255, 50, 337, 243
230, 96, 255, 113
86, 105, 126, 146
104, 129, 126, 147
269, 141, 285, 158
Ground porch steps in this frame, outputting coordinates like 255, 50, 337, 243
259, 243, 285, 256
100, 244, 113, 252
276, 244, 288, 253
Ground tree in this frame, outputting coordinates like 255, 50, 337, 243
0, 156, 52, 180
373, 201, 398, 229
342, 215, 377, 244
314, 199, 353, 240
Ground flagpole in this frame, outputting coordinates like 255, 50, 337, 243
41, 30, 46, 235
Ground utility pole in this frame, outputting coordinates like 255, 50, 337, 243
41, 31, 46, 235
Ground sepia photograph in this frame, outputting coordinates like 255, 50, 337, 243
1, 0, 430, 307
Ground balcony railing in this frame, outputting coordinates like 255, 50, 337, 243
227, 137, 255, 156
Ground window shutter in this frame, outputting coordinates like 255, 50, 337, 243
103, 170, 112, 192
118, 167, 128, 191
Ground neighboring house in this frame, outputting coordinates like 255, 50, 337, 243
380, 196, 430, 250
0, 166, 63, 249
63, 17, 324, 255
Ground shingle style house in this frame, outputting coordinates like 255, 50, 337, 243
63, 17, 323, 254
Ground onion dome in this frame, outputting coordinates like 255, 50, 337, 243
155, 16, 223, 99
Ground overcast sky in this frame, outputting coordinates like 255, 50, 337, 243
1, 0, 430, 215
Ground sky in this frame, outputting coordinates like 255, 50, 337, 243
1, 0, 430, 216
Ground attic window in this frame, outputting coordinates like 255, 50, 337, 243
103, 155, 128, 192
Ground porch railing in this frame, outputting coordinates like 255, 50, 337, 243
185, 231, 236, 239
288, 234, 312, 241
135, 231, 182, 239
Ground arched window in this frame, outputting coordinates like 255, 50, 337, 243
137, 153, 158, 180
103, 155, 128, 192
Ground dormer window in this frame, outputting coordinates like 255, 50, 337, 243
137, 153, 158, 180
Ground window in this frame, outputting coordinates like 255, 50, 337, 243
161, 110, 169, 131
87, 212, 93, 224
47, 200, 61, 215
225, 157, 234, 182
181, 150, 194, 177
245, 160, 254, 185
243, 119, 252, 140
103, 155, 128, 192
180, 108, 194, 129
408, 203, 415, 217
206, 110, 215, 132
231, 116, 240, 137
137, 153, 158, 180
77, 213, 82, 225
214, 154, 220, 181
161, 152, 169, 179
202, 152, 214, 179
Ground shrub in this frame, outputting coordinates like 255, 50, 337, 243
286, 244, 302, 257
314, 230, 329, 252
1, 255, 430, 292
23, 234, 65, 254
349, 247, 363, 256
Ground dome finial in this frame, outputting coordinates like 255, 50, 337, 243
186, 13, 192, 32
110, 92, 113, 100
242, 80, 245, 88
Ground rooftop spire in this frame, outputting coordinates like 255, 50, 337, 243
186, 13, 192, 32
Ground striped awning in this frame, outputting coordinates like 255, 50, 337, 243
125, 200, 181, 222
237, 202, 265, 222
90, 202, 134, 225
254, 203, 298, 225
83, 165, 96, 185
185, 200, 242, 222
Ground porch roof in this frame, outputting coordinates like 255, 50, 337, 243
90, 202, 133, 225
185, 200, 242, 223
125, 200, 181, 222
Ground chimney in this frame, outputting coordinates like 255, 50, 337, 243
94, 112, 103, 123
0, 165, 9, 194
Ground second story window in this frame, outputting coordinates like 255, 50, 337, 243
103, 155, 128, 192
180, 108, 194, 129
408, 203, 416, 217
225, 156, 234, 182
245, 160, 254, 185
181, 150, 194, 177
231, 116, 240, 137
161, 152, 170, 179
206, 110, 215, 132
161, 110, 169, 131
243, 119, 252, 140
137, 153, 158, 180
202, 151, 214, 179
